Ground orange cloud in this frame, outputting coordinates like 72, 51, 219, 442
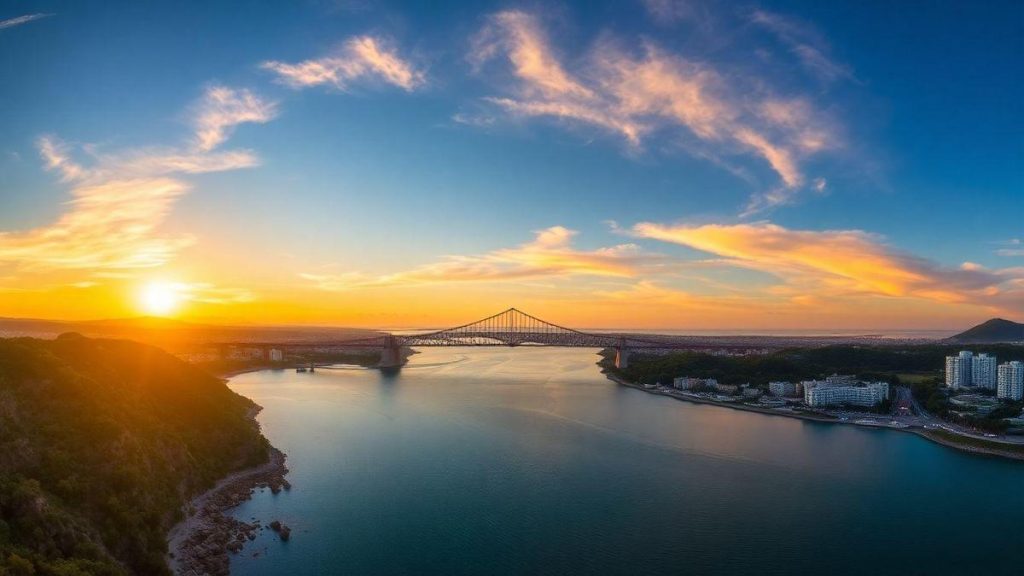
302, 226, 666, 290
632, 221, 1024, 313
262, 35, 425, 92
0, 86, 276, 277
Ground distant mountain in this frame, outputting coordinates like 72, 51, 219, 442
950, 318, 1024, 343
0, 316, 381, 351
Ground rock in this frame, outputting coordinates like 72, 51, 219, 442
269, 520, 281, 531
279, 525, 291, 541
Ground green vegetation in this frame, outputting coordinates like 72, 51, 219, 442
0, 334, 271, 575
610, 344, 1024, 388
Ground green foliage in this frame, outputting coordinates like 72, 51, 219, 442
0, 335, 271, 575
621, 344, 1024, 389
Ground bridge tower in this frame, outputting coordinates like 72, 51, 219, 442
614, 336, 630, 369
379, 335, 404, 369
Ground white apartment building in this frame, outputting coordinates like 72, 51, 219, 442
997, 361, 1024, 401
269, 348, 284, 362
972, 353, 998, 390
804, 381, 889, 408
945, 351, 974, 389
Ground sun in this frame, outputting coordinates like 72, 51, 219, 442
139, 281, 183, 317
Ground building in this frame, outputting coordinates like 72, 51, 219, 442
972, 353, 997, 390
825, 374, 857, 385
269, 348, 284, 362
804, 381, 889, 408
673, 377, 718, 391
997, 361, 1024, 401
945, 351, 974, 389
714, 383, 739, 395
769, 381, 797, 397
741, 385, 762, 399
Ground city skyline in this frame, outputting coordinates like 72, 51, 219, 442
1, 0, 1021, 329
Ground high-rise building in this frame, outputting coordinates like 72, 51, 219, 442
945, 351, 973, 389
972, 353, 998, 390
997, 361, 1024, 401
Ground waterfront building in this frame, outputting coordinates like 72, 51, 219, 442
673, 377, 718, 391
769, 381, 797, 397
945, 351, 974, 389
972, 353, 997, 390
997, 361, 1024, 401
673, 377, 701, 390
714, 383, 739, 395
269, 348, 284, 362
741, 386, 762, 399
825, 374, 857, 385
948, 394, 1000, 416
804, 381, 889, 408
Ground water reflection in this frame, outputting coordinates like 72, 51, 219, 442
228, 347, 1024, 576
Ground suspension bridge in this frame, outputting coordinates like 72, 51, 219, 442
239, 308, 756, 369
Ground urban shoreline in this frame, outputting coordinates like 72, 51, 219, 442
605, 373, 1024, 462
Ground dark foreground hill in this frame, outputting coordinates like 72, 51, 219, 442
951, 318, 1024, 343
0, 334, 270, 575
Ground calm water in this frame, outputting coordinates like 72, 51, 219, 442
228, 348, 1023, 576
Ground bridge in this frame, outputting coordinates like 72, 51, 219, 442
252, 308, 753, 370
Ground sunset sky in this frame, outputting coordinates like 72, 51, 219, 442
1, 0, 1021, 330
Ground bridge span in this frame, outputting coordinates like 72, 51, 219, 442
229, 308, 759, 370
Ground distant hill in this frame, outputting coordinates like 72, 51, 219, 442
0, 316, 381, 352
0, 334, 270, 575
950, 318, 1024, 343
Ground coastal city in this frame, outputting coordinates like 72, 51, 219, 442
2, 1, 1022, 575
628, 348, 1024, 443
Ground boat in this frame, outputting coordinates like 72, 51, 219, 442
296, 367, 307, 373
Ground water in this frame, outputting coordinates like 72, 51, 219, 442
227, 348, 1023, 576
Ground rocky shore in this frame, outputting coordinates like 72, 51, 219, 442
166, 440, 291, 575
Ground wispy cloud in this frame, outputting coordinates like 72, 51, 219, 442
632, 221, 1024, 313
996, 239, 1023, 257
0, 13, 52, 31
749, 9, 856, 84
302, 226, 667, 290
467, 10, 841, 213
193, 86, 278, 152
262, 35, 425, 91
0, 86, 277, 275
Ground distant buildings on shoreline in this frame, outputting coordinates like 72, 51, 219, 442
801, 375, 889, 408
945, 351, 1023, 401
675, 374, 888, 408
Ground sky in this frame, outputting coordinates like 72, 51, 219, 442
0, 0, 1021, 330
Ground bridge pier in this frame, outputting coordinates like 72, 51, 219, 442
614, 339, 630, 369
379, 336, 405, 369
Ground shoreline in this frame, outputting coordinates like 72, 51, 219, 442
166, 406, 290, 576
605, 373, 1024, 462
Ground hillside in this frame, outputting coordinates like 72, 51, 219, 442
0, 334, 271, 575
0, 316, 381, 353
951, 318, 1024, 343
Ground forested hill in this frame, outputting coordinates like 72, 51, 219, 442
0, 334, 270, 575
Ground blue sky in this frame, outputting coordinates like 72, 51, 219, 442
0, 0, 1021, 328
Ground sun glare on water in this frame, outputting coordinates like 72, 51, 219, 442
139, 281, 183, 317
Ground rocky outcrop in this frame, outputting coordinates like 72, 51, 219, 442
168, 447, 289, 575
